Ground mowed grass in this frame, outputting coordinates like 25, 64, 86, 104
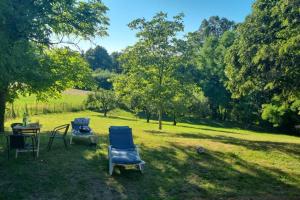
0, 110, 300, 200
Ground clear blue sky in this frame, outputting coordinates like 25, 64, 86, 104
79, 0, 255, 53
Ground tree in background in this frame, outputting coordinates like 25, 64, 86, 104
225, 0, 300, 128
115, 12, 190, 129
187, 17, 236, 120
110, 51, 123, 73
85, 46, 113, 71
187, 16, 235, 49
92, 69, 116, 90
86, 88, 116, 117
0, 0, 109, 132
113, 70, 157, 123
38, 48, 95, 98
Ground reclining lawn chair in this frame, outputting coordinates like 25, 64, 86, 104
108, 126, 145, 175
70, 118, 97, 145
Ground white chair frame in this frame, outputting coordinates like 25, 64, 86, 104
108, 145, 145, 175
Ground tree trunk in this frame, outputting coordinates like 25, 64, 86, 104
0, 88, 7, 132
104, 110, 107, 117
158, 108, 162, 130
173, 111, 177, 126
146, 110, 151, 123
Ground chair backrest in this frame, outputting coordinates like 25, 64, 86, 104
72, 118, 90, 131
53, 124, 70, 137
73, 118, 90, 126
9, 135, 25, 149
109, 126, 135, 149
11, 123, 23, 134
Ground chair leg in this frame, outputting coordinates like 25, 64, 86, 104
47, 137, 51, 151
6, 137, 10, 160
139, 163, 144, 173
47, 137, 53, 151
70, 135, 73, 145
50, 137, 54, 150
32, 137, 35, 158
7, 148, 9, 160
63, 137, 68, 149
36, 135, 40, 158
109, 162, 114, 176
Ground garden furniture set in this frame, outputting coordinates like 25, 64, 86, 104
4, 118, 145, 175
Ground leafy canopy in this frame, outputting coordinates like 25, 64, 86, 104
0, 0, 109, 131
85, 46, 113, 71
225, 0, 300, 127
115, 12, 194, 129
86, 88, 116, 117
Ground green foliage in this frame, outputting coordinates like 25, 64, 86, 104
225, 0, 300, 128
0, 0, 109, 131
110, 51, 123, 73
186, 16, 235, 50
92, 69, 116, 90
86, 89, 116, 117
115, 12, 197, 129
38, 48, 95, 98
187, 16, 236, 120
85, 46, 113, 71
262, 95, 300, 128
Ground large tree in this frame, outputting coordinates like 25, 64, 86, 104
0, 0, 109, 132
115, 12, 191, 129
225, 0, 300, 128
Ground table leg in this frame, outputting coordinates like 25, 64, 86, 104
37, 132, 40, 157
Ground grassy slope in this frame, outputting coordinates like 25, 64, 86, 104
14, 89, 88, 106
0, 110, 300, 200
6, 89, 88, 119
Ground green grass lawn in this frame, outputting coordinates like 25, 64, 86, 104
0, 110, 300, 200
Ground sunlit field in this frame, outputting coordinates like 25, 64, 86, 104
5, 89, 89, 119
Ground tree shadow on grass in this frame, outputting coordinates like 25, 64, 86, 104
90, 113, 138, 122
107, 143, 300, 199
175, 132, 300, 158
175, 124, 248, 135
1, 133, 299, 200
149, 131, 300, 159
143, 130, 169, 135
0, 133, 127, 200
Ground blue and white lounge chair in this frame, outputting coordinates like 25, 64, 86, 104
70, 118, 93, 144
108, 126, 145, 175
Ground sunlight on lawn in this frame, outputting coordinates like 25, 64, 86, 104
1, 110, 299, 199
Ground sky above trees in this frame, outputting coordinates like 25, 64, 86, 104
77, 0, 255, 53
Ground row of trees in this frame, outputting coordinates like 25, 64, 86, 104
105, 0, 299, 130
1, 0, 298, 133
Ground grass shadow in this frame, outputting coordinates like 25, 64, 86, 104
166, 132, 300, 159
110, 143, 300, 199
